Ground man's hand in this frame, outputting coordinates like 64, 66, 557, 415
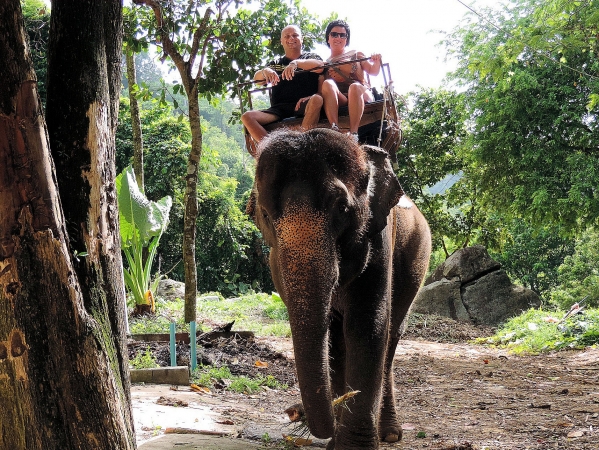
261, 67, 280, 86
282, 60, 298, 81
294, 96, 312, 111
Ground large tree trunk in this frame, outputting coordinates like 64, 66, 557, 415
126, 51, 144, 190
0, 1, 135, 449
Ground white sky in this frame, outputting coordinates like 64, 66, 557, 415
299, 0, 502, 94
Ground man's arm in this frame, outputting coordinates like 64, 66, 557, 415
254, 61, 281, 86
282, 55, 324, 81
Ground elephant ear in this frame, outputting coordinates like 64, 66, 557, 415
363, 145, 404, 237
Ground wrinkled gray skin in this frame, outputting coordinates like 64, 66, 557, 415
248, 128, 432, 449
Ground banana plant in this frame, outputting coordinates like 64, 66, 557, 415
116, 166, 172, 314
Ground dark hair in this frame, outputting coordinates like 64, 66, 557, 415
325, 20, 350, 48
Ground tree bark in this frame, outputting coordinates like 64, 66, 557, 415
0, 1, 135, 449
183, 85, 202, 322
126, 51, 144, 190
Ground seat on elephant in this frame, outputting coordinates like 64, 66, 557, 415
238, 63, 401, 164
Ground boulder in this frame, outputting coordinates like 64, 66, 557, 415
426, 245, 500, 285
411, 279, 469, 321
412, 246, 541, 326
156, 279, 185, 302
461, 270, 541, 325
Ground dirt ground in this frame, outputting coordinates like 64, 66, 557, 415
130, 315, 599, 449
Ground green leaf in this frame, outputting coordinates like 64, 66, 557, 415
116, 166, 172, 248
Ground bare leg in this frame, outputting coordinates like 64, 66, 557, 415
322, 79, 347, 128
348, 83, 369, 133
241, 110, 279, 144
300, 94, 323, 131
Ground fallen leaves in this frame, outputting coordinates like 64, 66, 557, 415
282, 434, 313, 447
190, 383, 211, 394
156, 396, 188, 407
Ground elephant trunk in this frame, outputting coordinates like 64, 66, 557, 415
274, 203, 337, 439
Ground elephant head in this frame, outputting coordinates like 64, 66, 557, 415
247, 128, 404, 439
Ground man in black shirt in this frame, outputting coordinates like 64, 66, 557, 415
241, 25, 324, 155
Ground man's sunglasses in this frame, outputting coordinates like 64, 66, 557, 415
329, 32, 347, 39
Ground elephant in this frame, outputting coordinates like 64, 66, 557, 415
247, 128, 432, 449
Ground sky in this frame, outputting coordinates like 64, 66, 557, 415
299, 0, 501, 94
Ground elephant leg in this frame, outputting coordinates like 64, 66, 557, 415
378, 334, 402, 443
379, 232, 431, 442
334, 278, 390, 448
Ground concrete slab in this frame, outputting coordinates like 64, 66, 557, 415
130, 366, 189, 385
139, 434, 263, 449
133, 384, 325, 449
138, 432, 324, 449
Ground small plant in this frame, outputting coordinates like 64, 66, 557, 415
130, 347, 159, 369
190, 365, 288, 393
117, 166, 172, 315
191, 365, 233, 388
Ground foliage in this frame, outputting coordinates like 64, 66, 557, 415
117, 166, 172, 307
444, 0, 599, 230
115, 97, 271, 295
191, 365, 287, 393
130, 347, 160, 369
22, 0, 50, 107
490, 220, 574, 297
477, 307, 599, 354
116, 98, 190, 200
550, 227, 599, 309
397, 87, 502, 256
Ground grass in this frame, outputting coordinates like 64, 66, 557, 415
196, 292, 290, 337
190, 365, 288, 393
129, 291, 291, 337
475, 307, 599, 354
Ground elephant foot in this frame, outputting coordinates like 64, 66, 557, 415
383, 432, 400, 443
379, 425, 402, 443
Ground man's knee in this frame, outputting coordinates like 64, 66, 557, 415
241, 111, 253, 126
306, 94, 323, 110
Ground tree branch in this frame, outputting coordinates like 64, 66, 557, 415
133, 0, 191, 84
189, 7, 213, 78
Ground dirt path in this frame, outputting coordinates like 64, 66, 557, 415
132, 320, 599, 449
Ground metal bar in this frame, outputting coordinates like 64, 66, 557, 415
190, 321, 197, 372
170, 322, 176, 367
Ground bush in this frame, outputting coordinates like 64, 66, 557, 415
549, 227, 599, 309
476, 307, 599, 354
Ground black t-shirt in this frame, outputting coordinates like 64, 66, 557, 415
268, 52, 322, 106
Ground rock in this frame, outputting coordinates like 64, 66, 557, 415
462, 270, 541, 325
156, 279, 185, 302
411, 279, 470, 321
413, 246, 541, 326
426, 245, 500, 286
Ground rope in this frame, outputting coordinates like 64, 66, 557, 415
237, 56, 374, 87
